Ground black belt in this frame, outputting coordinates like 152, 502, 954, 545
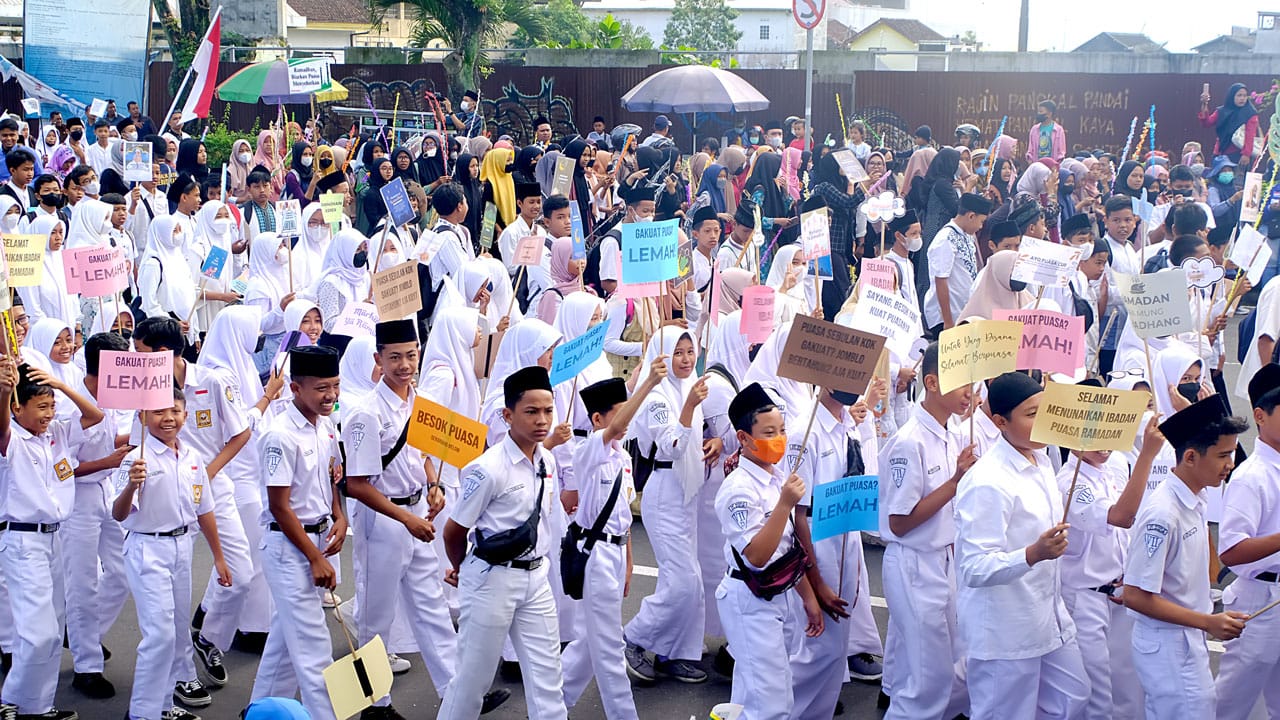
269, 517, 332, 534
652, 460, 673, 470
728, 569, 748, 581
388, 490, 422, 506
570, 524, 629, 545
132, 526, 189, 537
491, 557, 544, 571
572, 429, 589, 438
0, 521, 60, 533
1254, 571, 1280, 583
1090, 582, 1119, 596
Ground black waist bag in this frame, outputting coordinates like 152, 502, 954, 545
731, 541, 811, 601
473, 464, 546, 565
560, 469, 624, 600
625, 439, 669, 492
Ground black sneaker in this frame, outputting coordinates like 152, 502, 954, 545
847, 652, 883, 682
161, 709, 201, 720
877, 690, 891, 710
14, 711, 78, 720
624, 641, 655, 683
71, 671, 116, 699
230, 631, 267, 655
712, 644, 735, 676
358, 706, 406, 720
653, 657, 708, 684
481, 689, 510, 715
173, 679, 212, 708
191, 634, 228, 687
101, 645, 112, 663
498, 659, 521, 683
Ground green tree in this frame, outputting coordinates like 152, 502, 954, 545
379, 0, 550, 98
514, 0, 592, 48
152, 0, 211, 95
662, 0, 741, 53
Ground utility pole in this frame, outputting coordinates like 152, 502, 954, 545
1018, 0, 1029, 52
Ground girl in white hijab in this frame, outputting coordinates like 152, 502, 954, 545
244, 231, 295, 376
482, 257, 523, 325
334, 335, 379, 425
199, 305, 270, 411
312, 228, 371, 332
765, 244, 814, 324
550, 294, 611, 499
743, 318, 813, 424
479, 318, 562, 446
137, 215, 197, 340
27, 318, 81, 421
37, 124, 60, 166
0, 196, 23, 235
19, 215, 79, 329
623, 328, 715, 676
65, 197, 112, 249
294, 203, 336, 291
190, 200, 242, 332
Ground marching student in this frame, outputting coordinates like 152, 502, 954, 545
714, 381, 825, 720
1123, 397, 1249, 718
0, 356, 105, 720
954, 371, 1089, 720
112, 386, 232, 720
876, 341, 974, 720
561, 366, 665, 719
1216, 363, 1280, 719
882, 209, 921, 311
248, 346, 348, 720
1057, 399, 1161, 719
440, 366, 568, 720
498, 182, 544, 277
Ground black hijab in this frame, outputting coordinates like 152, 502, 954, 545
919, 147, 960, 203
456, 152, 484, 239
512, 146, 542, 186
1215, 82, 1257, 153
746, 151, 789, 219
811, 151, 845, 190
415, 133, 447, 186
289, 140, 313, 186
176, 138, 208, 183
390, 147, 417, 184
564, 138, 595, 233
360, 157, 392, 233
1113, 160, 1144, 198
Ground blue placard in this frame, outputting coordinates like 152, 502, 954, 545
569, 202, 587, 259
548, 320, 609, 385
200, 245, 229, 279
620, 219, 680, 284
810, 475, 879, 542
380, 176, 416, 228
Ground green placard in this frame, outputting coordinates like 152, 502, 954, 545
480, 202, 498, 250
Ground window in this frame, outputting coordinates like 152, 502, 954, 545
759, 24, 770, 40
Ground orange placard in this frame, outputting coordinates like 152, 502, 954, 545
406, 395, 488, 469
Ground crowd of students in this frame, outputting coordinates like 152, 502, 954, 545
0, 78, 1278, 720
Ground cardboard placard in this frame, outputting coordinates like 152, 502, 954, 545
370, 260, 422, 320
480, 202, 498, 251
89, 97, 107, 118
551, 155, 576, 198
739, 285, 775, 344
620, 219, 680, 284
847, 284, 921, 362
800, 208, 830, 259
776, 315, 887, 394
513, 235, 545, 266
1241, 171, 1265, 223
936, 320, 1022, 394
323, 634, 392, 720
860, 258, 896, 293
830, 148, 869, 183
331, 301, 378, 337
1031, 381, 1149, 451
2, 234, 45, 287
568, 201, 586, 259
1011, 236, 1085, 288
548, 320, 608, 385
123, 141, 153, 183
19, 98, 39, 117
992, 308, 1086, 377
1229, 225, 1272, 287
68, 246, 129, 297
200, 245, 229, 279
810, 475, 880, 541
474, 329, 504, 380
1112, 270, 1194, 339
276, 199, 301, 238
97, 351, 174, 410
406, 395, 488, 469
379, 177, 415, 228
320, 192, 345, 224
1180, 257, 1225, 289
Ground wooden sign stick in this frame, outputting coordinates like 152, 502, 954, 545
1060, 453, 1084, 524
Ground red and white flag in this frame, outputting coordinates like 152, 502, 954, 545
179, 9, 222, 123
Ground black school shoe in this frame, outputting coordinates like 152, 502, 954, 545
71, 671, 116, 699
173, 679, 212, 708
359, 706, 406, 720
481, 689, 511, 714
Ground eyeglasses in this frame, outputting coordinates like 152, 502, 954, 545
1106, 369, 1144, 380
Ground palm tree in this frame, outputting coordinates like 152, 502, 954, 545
377, 0, 551, 99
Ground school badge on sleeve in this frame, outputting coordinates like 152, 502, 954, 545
888, 457, 907, 488
1143, 522, 1168, 558
349, 422, 366, 450
54, 458, 73, 482
265, 446, 283, 476
728, 500, 751, 530
193, 484, 203, 504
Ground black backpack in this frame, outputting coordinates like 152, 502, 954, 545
584, 228, 621, 298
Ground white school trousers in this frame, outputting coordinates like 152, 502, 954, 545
197, 472, 256, 650
250, 529, 337, 720
0, 530, 65, 714
352, 499, 456, 702
697, 468, 727, 639
716, 577, 800, 720
63, 479, 128, 673
561, 542, 638, 720
1131, 622, 1213, 719
967, 642, 1089, 720
232, 479, 272, 635
1063, 586, 1143, 720
124, 531, 196, 720
624, 469, 704, 660
1216, 579, 1280, 720
437, 556, 566, 720
545, 498, 578, 644
881, 543, 969, 720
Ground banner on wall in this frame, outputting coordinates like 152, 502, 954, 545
23, 0, 152, 113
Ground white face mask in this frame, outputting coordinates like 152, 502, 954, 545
124, 131, 138, 141
767, 136, 782, 149
425, 148, 438, 158
635, 214, 653, 223
1, 214, 18, 231
237, 151, 252, 165
274, 246, 289, 265
212, 218, 233, 234
300, 156, 313, 168
907, 234, 923, 252
460, 101, 471, 112
306, 224, 330, 242
84, 180, 100, 196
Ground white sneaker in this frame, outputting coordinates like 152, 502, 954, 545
388, 654, 411, 674
322, 590, 342, 609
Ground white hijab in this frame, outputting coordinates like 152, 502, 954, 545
0, 196, 22, 235
630, 328, 704, 501
65, 197, 111, 249
294, 203, 333, 290
140, 214, 196, 319
707, 309, 752, 384
743, 317, 813, 424
338, 335, 379, 400
482, 257, 523, 325
480, 318, 562, 441
198, 305, 264, 405
310, 228, 370, 305
25, 215, 78, 327
1151, 343, 1203, 419
245, 232, 291, 309
27, 318, 80, 389
194, 200, 236, 286
421, 306, 482, 419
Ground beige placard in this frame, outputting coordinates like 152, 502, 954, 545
1031, 381, 1149, 451
776, 315, 887, 394
937, 320, 1022, 394
323, 634, 393, 719
371, 260, 422, 320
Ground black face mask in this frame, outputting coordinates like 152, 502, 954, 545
353, 250, 368, 268
69, 129, 84, 141
748, 344, 762, 362
1177, 382, 1201, 405
1036, 113, 1048, 123
118, 328, 132, 341
830, 389, 861, 406
319, 157, 333, 170
505, 163, 515, 174
254, 334, 267, 353
1008, 278, 1029, 293
39, 192, 64, 208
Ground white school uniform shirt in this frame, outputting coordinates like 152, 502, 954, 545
129, 364, 248, 469
955, 435, 1076, 660
453, 435, 558, 560
114, 438, 213, 532
258, 401, 341, 526
75, 406, 129, 487
884, 250, 919, 312
341, 381, 428, 498
1123, 475, 1211, 631
0, 415, 81, 523
422, 219, 476, 291
923, 221, 977, 329
1104, 233, 1141, 284
1150, 200, 1216, 233
878, 403, 962, 551
788, 402, 859, 511
498, 215, 540, 276
716, 239, 758, 277
1057, 454, 1131, 589
715, 456, 793, 571
572, 429, 635, 537
86, 141, 113, 175
1218, 440, 1280, 582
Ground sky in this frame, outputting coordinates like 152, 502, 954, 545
892, 0, 1269, 52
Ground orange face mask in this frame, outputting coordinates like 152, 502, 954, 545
747, 434, 787, 465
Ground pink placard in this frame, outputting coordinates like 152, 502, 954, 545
61, 248, 82, 294
739, 285, 775, 344
707, 264, 723, 326
861, 258, 896, 293
75, 246, 129, 297
514, 235, 544, 266
992, 309, 1084, 377
97, 350, 175, 410
613, 255, 661, 298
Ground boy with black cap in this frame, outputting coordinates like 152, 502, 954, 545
716, 198, 760, 277
714, 382, 824, 720
876, 340, 975, 720
986, 220, 1021, 257
955, 371, 1089, 719
923, 192, 991, 336
340, 319, 460, 719
1123, 397, 1249, 718
498, 182, 545, 277
440, 366, 567, 720
561, 361, 666, 719
1216, 364, 1280, 719
594, 183, 654, 297
248, 346, 348, 720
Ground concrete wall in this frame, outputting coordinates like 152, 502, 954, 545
220, 0, 285, 43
